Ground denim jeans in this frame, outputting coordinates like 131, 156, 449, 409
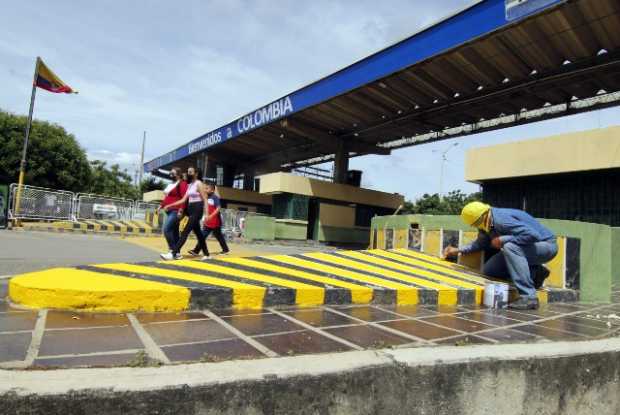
163, 210, 180, 251
483, 239, 558, 298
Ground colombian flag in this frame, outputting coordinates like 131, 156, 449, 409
34, 57, 77, 94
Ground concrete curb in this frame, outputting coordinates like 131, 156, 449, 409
2, 337, 619, 396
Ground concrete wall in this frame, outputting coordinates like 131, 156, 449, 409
4, 339, 620, 414
217, 186, 272, 206
612, 227, 620, 286
466, 126, 620, 182
258, 172, 404, 209
143, 190, 164, 203
275, 219, 307, 240
371, 214, 612, 302
317, 224, 369, 245
244, 216, 275, 240
318, 203, 355, 228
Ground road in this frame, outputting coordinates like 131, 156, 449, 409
0, 230, 158, 276
0, 230, 330, 276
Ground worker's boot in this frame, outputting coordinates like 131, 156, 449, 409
508, 296, 539, 310
532, 265, 550, 289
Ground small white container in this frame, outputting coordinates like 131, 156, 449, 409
483, 283, 509, 309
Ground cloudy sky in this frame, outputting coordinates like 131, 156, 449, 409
2, 0, 619, 200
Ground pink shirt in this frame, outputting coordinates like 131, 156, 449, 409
187, 181, 203, 203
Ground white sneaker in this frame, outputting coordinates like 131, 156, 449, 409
201, 256, 211, 261
174, 253, 183, 260
160, 252, 174, 261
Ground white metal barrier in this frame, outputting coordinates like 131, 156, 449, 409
133, 201, 160, 221
8, 184, 75, 221
220, 208, 262, 237
6, 184, 268, 235
75, 193, 134, 221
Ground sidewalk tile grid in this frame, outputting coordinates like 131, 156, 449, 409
1, 295, 619, 369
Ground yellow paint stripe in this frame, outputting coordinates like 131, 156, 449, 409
72, 222, 87, 231
94, 263, 265, 309
394, 249, 488, 283
9, 268, 189, 312
104, 221, 127, 232
267, 254, 418, 305
131, 220, 153, 234
346, 251, 483, 304
537, 289, 548, 304
368, 250, 486, 286
376, 250, 488, 285
84, 220, 102, 231
170, 260, 324, 307
220, 257, 373, 304
304, 252, 457, 305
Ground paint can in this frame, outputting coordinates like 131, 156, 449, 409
483, 283, 509, 309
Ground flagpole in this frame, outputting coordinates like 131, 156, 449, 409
13, 57, 41, 225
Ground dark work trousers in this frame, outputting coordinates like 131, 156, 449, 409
193, 226, 229, 255
173, 201, 208, 256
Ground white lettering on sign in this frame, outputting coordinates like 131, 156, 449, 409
188, 131, 222, 153
237, 96, 294, 133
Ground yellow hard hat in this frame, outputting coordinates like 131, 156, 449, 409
461, 201, 490, 228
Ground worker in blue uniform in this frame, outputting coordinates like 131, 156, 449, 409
444, 202, 557, 310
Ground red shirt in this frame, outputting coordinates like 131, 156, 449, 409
161, 181, 188, 212
204, 194, 222, 228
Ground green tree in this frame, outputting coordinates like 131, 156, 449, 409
0, 110, 91, 191
87, 160, 139, 200
403, 190, 482, 215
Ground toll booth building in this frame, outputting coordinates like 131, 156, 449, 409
249, 172, 403, 245
143, 0, 619, 243
465, 126, 620, 226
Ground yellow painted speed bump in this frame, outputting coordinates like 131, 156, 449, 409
93, 263, 266, 309
170, 260, 325, 307
7, 248, 566, 313
219, 257, 374, 304
8, 268, 189, 312
267, 254, 419, 305
345, 250, 483, 304
303, 252, 457, 305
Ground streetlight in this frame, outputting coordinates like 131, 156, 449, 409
432, 142, 459, 200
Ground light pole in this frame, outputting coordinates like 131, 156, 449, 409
432, 142, 459, 200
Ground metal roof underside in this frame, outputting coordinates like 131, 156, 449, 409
146, 0, 620, 174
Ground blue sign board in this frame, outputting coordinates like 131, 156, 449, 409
145, 0, 565, 173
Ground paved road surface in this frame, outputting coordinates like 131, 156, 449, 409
0, 230, 158, 275
0, 230, 331, 276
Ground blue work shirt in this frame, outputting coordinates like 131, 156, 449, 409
460, 207, 555, 254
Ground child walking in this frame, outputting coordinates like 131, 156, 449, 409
188, 182, 229, 259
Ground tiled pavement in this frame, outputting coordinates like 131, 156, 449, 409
2, 280, 619, 370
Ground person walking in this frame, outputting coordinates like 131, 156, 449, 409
444, 201, 557, 310
188, 182, 229, 259
158, 167, 187, 253
160, 167, 209, 260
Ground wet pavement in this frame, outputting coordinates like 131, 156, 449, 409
2, 279, 619, 370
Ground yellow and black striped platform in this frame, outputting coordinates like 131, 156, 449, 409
8, 248, 578, 312
22, 219, 160, 236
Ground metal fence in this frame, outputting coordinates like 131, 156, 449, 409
220, 208, 255, 237
7, 184, 265, 240
8, 184, 75, 221
133, 201, 160, 221
74, 193, 135, 221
